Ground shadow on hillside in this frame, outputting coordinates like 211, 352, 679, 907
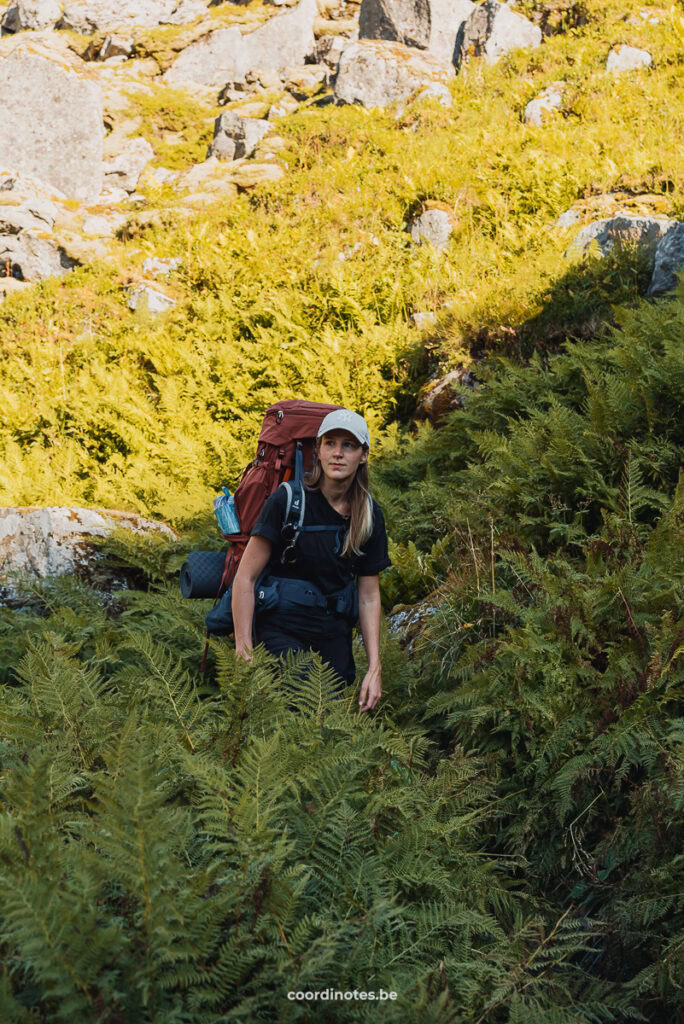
407, 245, 656, 389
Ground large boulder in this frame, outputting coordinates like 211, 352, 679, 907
359, 0, 474, 63
456, 0, 542, 66
647, 223, 684, 297
164, 0, 317, 86
334, 39, 454, 108
566, 215, 673, 260
0, 506, 176, 600
58, 0, 204, 33
207, 112, 272, 162
0, 40, 103, 202
1, 0, 61, 32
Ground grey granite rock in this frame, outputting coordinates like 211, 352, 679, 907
1, 0, 61, 32
164, 0, 317, 86
0, 506, 176, 599
566, 215, 673, 260
524, 83, 563, 125
456, 0, 541, 66
359, 0, 432, 50
0, 232, 77, 282
647, 223, 684, 296
606, 45, 652, 73
408, 207, 454, 248
207, 111, 272, 161
334, 39, 454, 108
0, 41, 103, 202
102, 137, 154, 192
359, 0, 474, 62
127, 283, 177, 313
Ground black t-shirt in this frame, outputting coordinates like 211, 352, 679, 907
251, 486, 391, 595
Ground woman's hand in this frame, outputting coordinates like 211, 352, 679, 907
235, 642, 253, 662
358, 663, 381, 713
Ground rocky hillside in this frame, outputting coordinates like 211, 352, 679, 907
0, 1, 682, 1022
0, 0, 681, 520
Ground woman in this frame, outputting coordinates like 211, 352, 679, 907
231, 409, 391, 712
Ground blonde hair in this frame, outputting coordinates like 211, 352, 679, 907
306, 439, 374, 556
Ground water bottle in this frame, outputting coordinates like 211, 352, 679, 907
213, 487, 241, 535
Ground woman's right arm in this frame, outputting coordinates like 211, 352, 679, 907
232, 535, 273, 661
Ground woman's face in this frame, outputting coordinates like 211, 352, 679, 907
318, 430, 368, 486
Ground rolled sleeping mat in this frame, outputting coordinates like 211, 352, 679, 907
179, 551, 227, 599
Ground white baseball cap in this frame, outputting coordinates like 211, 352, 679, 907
317, 409, 370, 447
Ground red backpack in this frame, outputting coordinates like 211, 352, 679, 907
216, 398, 342, 593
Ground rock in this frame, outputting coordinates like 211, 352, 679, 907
0, 232, 77, 282
268, 93, 300, 118
0, 41, 103, 202
150, 166, 179, 186
647, 223, 684, 296
164, 0, 317, 86
426, 0, 475, 62
359, 0, 431, 50
566, 215, 673, 260
97, 35, 133, 60
411, 311, 436, 328
175, 156, 229, 190
555, 208, 580, 229
388, 598, 440, 652
0, 506, 176, 599
127, 283, 177, 313
142, 256, 181, 277
626, 9, 664, 26
416, 81, 452, 106
97, 186, 130, 204
58, 0, 188, 33
82, 212, 127, 236
1, 0, 61, 32
359, 0, 474, 63
408, 205, 456, 249
606, 45, 652, 73
334, 39, 454, 108
161, 0, 209, 25
207, 112, 272, 161
312, 33, 349, 70
456, 0, 542, 67
416, 367, 476, 423
282, 62, 327, 97
228, 97, 272, 118
255, 68, 284, 90
314, 15, 357, 37
227, 162, 285, 189
102, 137, 155, 192
0, 195, 57, 234
524, 83, 564, 126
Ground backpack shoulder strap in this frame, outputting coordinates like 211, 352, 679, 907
278, 442, 306, 564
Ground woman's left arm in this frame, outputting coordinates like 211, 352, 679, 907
357, 574, 382, 713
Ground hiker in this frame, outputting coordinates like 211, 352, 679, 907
231, 409, 391, 712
